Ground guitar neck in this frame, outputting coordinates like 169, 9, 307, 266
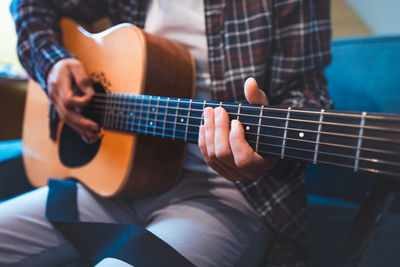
84, 93, 400, 178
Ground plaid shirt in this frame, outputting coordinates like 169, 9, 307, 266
11, 0, 333, 265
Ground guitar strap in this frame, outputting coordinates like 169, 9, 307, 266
46, 179, 195, 266
338, 177, 400, 265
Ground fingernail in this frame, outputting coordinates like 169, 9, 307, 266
85, 86, 94, 94
204, 107, 212, 120
231, 119, 239, 129
215, 107, 222, 118
90, 124, 99, 131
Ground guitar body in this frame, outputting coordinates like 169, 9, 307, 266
22, 19, 195, 197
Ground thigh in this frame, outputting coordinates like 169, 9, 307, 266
146, 200, 270, 267
0, 183, 137, 266
138, 172, 272, 267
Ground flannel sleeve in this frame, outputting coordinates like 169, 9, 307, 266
10, 0, 107, 90
268, 0, 333, 110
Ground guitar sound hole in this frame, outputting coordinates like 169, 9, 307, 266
59, 81, 105, 168
59, 125, 102, 167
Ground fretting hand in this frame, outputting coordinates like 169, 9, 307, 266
199, 77, 277, 181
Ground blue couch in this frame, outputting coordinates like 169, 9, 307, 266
307, 35, 400, 266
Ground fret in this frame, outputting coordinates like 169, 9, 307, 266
118, 94, 125, 131
316, 110, 362, 168
131, 95, 138, 133
313, 109, 324, 164
172, 98, 181, 140
117, 95, 124, 131
161, 97, 169, 138
237, 103, 242, 120
354, 112, 367, 172
201, 100, 207, 126
360, 113, 400, 175
103, 95, 111, 128
257, 107, 287, 156
184, 99, 192, 142
223, 103, 240, 121
123, 95, 130, 132
162, 97, 169, 138
239, 104, 262, 151
187, 100, 204, 143
165, 97, 177, 138
154, 96, 161, 136
112, 94, 118, 130
111, 94, 118, 130
144, 96, 151, 134
286, 108, 319, 161
281, 107, 291, 158
136, 95, 144, 133
126, 95, 133, 132
147, 96, 157, 136
255, 106, 264, 153
107, 94, 113, 130
175, 98, 189, 141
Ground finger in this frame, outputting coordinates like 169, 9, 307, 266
48, 59, 92, 108
203, 107, 216, 160
68, 61, 94, 96
62, 61, 94, 108
214, 107, 235, 165
198, 125, 207, 158
199, 126, 246, 181
52, 91, 98, 133
244, 77, 269, 105
230, 120, 267, 176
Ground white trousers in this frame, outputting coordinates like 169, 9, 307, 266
0, 170, 271, 266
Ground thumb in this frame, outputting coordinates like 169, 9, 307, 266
244, 77, 269, 105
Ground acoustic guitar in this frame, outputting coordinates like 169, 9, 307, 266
22, 19, 400, 197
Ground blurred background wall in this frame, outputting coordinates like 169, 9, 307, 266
346, 0, 400, 35
0, 0, 20, 68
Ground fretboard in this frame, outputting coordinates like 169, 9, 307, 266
84, 93, 400, 178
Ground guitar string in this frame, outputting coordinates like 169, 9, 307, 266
88, 114, 400, 171
88, 97, 400, 133
82, 108, 400, 158
92, 93, 400, 122
85, 103, 400, 144
83, 104, 400, 145
83, 106, 400, 156
98, 120, 396, 176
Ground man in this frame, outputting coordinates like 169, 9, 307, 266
2, 0, 332, 266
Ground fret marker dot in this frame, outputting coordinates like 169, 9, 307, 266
152, 108, 155, 112
180, 118, 184, 123
299, 132, 304, 138
130, 112, 133, 117
150, 121, 153, 126
246, 126, 250, 131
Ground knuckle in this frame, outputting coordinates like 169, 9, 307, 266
215, 149, 230, 161
78, 78, 91, 89
64, 98, 75, 108
207, 151, 217, 161
235, 157, 251, 169
63, 112, 71, 122
198, 142, 206, 153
